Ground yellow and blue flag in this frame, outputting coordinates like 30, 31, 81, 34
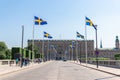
34, 16, 47, 25
44, 31, 53, 39
44, 31, 50, 38
86, 17, 96, 30
76, 32, 84, 39
77, 32, 81, 38
48, 35, 53, 39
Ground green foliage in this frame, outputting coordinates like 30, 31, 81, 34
89, 57, 110, 61
114, 54, 120, 60
40, 54, 44, 58
35, 54, 44, 58
5, 49, 11, 59
79, 57, 110, 61
0, 42, 11, 59
0, 51, 6, 59
0, 42, 7, 51
27, 44, 38, 54
11, 47, 22, 59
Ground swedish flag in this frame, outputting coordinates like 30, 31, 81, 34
48, 36, 53, 39
76, 32, 84, 39
77, 32, 81, 38
86, 17, 94, 26
44, 31, 50, 38
44, 31, 53, 39
86, 17, 96, 30
34, 16, 47, 25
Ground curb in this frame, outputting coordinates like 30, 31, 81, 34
73, 62, 120, 77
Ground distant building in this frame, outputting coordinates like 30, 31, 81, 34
98, 48, 120, 59
98, 36, 120, 60
28, 36, 120, 60
28, 40, 94, 60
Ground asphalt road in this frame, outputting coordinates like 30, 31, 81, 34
1, 61, 120, 80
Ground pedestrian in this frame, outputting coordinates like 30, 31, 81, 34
15, 58, 19, 66
79, 59, 81, 64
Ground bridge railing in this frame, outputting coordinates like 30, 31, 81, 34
0, 60, 15, 65
87, 60, 120, 68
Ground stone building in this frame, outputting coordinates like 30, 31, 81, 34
98, 36, 120, 60
28, 40, 94, 60
98, 48, 120, 59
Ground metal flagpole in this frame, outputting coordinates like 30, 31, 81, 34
76, 35, 78, 62
71, 41, 74, 60
21, 25, 24, 68
47, 39, 49, 61
50, 39, 52, 60
42, 31, 44, 61
32, 25, 35, 61
85, 20, 88, 65
49, 40, 51, 60
95, 25, 98, 68
69, 45, 70, 60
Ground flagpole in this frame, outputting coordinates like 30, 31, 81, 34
50, 38, 52, 60
32, 25, 35, 61
47, 39, 49, 61
72, 41, 74, 60
76, 34, 78, 62
42, 31, 44, 61
21, 25, 24, 68
49, 39, 51, 60
68, 45, 71, 60
95, 25, 99, 68
85, 18, 88, 65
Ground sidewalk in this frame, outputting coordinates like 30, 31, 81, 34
74, 61, 120, 77
0, 61, 51, 76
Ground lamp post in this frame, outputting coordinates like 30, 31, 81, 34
95, 25, 99, 68
21, 25, 24, 68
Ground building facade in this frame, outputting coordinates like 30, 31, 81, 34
97, 36, 120, 60
28, 40, 94, 60
98, 49, 120, 60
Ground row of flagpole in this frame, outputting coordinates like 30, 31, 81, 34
75, 17, 98, 67
32, 16, 48, 61
31, 16, 98, 68
85, 17, 98, 68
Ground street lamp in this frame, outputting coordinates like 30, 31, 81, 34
94, 25, 99, 68
21, 25, 24, 68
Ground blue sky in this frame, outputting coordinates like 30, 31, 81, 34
0, 0, 120, 49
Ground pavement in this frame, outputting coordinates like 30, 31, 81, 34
74, 61, 120, 77
0, 60, 120, 77
0, 61, 52, 76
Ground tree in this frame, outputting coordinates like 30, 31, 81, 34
0, 51, 6, 59
27, 44, 38, 54
0, 42, 9, 59
0, 42, 7, 51
114, 54, 120, 60
5, 49, 11, 59
26, 44, 39, 58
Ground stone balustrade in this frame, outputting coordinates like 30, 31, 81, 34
88, 60, 120, 68
0, 60, 15, 65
